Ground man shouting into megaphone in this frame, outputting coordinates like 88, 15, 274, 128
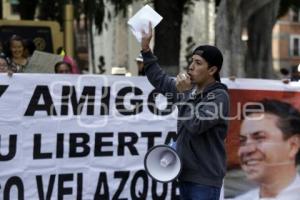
141, 22, 230, 200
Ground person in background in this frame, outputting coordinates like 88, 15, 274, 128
7, 35, 30, 72
54, 61, 72, 74
135, 53, 145, 76
0, 56, 9, 73
0, 55, 13, 76
56, 47, 80, 74
235, 99, 300, 200
290, 64, 300, 82
279, 64, 300, 84
141, 22, 229, 200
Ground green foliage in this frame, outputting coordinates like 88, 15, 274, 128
38, 0, 65, 28
94, 0, 105, 34
36, 0, 215, 34
19, 0, 39, 20
108, 0, 135, 16
16, 0, 300, 34
79, 0, 137, 34
38, 0, 104, 33
72, 0, 83, 22
81, 0, 105, 34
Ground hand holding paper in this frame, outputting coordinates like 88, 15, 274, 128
127, 5, 163, 43
141, 22, 152, 52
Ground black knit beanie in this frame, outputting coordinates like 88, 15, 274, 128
192, 45, 223, 82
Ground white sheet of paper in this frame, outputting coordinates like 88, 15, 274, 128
127, 5, 163, 42
26, 50, 63, 73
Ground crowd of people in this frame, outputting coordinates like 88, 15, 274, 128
0, 32, 151, 77
0, 34, 145, 76
0, 34, 79, 75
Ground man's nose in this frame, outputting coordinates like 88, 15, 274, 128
188, 63, 193, 71
238, 142, 257, 156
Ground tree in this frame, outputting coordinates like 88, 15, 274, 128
215, 0, 275, 77
278, 0, 300, 18
216, 0, 300, 78
245, 0, 280, 78
19, 0, 39, 20
153, 0, 186, 74
244, 0, 300, 78
14, 0, 300, 77
38, 0, 63, 24
38, 0, 83, 29
104, 0, 194, 75
14, 0, 211, 75
81, 0, 198, 75
0, 0, 2, 19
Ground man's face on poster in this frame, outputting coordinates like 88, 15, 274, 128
238, 113, 296, 183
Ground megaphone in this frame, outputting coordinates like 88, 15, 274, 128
144, 143, 182, 182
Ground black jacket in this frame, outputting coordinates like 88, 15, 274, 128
142, 51, 230, 187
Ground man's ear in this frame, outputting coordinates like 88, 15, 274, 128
208, 66, 218, 76
288, 135, 300, 159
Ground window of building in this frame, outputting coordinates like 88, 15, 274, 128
290, 35, 300, 56
291, 7, 300, 22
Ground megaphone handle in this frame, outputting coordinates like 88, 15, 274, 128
169, 141, 177, 150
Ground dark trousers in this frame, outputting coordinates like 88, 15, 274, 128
179, 181, 221, 200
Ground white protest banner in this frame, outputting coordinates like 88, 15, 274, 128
0, 74, 179, 200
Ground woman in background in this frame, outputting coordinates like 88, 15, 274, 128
7, 35, 30, 72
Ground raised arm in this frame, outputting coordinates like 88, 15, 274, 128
141, 22, 192, 101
